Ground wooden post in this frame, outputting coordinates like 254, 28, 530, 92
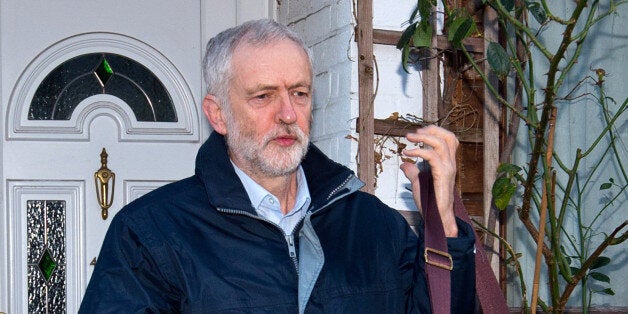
356, 0, 375, 194
483, 5, 501, 273
423, 5, 440, 123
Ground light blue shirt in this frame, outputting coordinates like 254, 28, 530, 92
232, 162, 311, 235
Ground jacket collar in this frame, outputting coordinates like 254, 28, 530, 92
195, 132, 363, 214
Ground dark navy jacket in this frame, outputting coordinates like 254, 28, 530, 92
80, 132, 476, 313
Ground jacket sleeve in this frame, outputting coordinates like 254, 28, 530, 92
79, 214, 179, 313
404, 217, 476, 313
445, 218, 477, 313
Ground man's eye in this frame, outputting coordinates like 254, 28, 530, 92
293, 91, 308, 97
255, 94, 268, 100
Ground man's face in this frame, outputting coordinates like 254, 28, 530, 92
223, 39, 312, 177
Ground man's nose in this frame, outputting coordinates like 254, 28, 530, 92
276, 92, 297, 124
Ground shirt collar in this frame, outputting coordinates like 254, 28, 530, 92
231, 162, 311, 216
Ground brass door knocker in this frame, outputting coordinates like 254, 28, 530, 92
94, 148, 115, 220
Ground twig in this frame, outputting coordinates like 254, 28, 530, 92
531, 106, 557, 311
558, 221, 628, 309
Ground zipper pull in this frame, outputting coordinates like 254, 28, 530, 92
286, 234, 297, 259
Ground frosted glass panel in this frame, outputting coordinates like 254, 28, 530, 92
27, 200, 67, 313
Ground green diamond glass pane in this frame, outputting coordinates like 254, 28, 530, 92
38, 248, 57, 281
95, 57, 114, 87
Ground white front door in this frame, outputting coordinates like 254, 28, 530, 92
0, 1, 273, 312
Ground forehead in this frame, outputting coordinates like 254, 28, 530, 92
230, 39, 312, 83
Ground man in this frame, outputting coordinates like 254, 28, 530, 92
80, 19, 475, 313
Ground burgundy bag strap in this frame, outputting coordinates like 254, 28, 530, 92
419, 170, 509, 313
420, 170, 452, 314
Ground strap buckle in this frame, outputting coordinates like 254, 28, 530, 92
424, 247, 453, 270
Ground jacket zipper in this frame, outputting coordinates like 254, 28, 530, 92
216, 174, 359, 276
286, 234, 297, 268
326, 175, 354, 201
216, 208, 302, 273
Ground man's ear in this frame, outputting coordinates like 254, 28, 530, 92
202, 94, 228, 135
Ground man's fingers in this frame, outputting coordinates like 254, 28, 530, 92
400, 161, 419, 182
404, 126, 458, 173
400, 125, 459, 237
406, 127, 456, 152
400, 161, 422, 209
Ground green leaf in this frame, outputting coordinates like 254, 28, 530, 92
448, 17, 475, 47
500, 0, 515, 12
418, 0, 434, 21
497, 163, 522, 175
409, 6, 420, 24
590, 256, 611, 269
492, 176, 516, 210
600, 182, 612, 190
570, 266, 580, 276
589, 272, 611, 283
487, 42, 510, 77
397, 22, 417, 49
413, 20, 432, 48
526, 1, 547, 24
599, 288, 615, 296
401, 45, 411, 73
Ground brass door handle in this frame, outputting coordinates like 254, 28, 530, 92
94, 148, 115, 220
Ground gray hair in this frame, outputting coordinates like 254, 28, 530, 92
202, 19, 313, 104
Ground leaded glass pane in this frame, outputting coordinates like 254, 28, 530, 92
38, 249, 57, 281
47, 264, 67, 313
46, 200, 66, 263
26, 201, 46, 264
27, 200, 67, 313
53, 74, 102, 120
105, 54, 176, 121
29, 54, 102, 120
27, 265, 46, 313
29, 53, 177, 122
95, 58, 114, 86
106, 75, 156, 121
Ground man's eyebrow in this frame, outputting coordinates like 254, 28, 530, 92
245, 84, 278, 96
245, 82, 311, 95
289, 82, 312, 90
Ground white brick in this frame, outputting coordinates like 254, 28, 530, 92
334, 133, 354, 166
311, 131, 354, 166
349, 96, 359, 125
323, 101, 351, 135
275, 2, 288, 24
288, 7, 332, 46
311, 27, 353, 72
310, 107, 325, 139
285, 0, 331, 23
332, 61, 353, 99
313, 71, 330, 110
331, 0, 354, 31
311, 137, 332, 157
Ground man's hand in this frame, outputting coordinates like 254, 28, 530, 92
400, 125, 459, 237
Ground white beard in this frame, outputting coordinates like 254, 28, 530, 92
224, 113, 309, 177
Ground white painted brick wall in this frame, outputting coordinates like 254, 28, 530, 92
277, 0, 424, 210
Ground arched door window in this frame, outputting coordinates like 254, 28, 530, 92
29, 53, 177, 122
